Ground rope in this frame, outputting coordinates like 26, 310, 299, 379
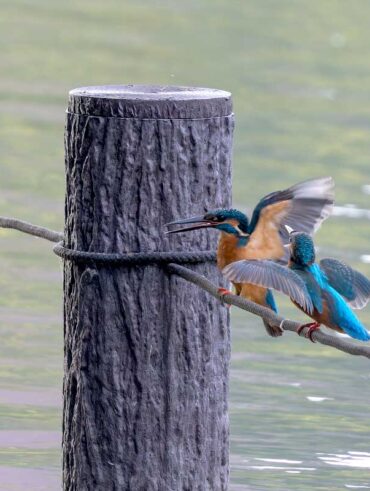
1, 215, 370, 360
168, 264, 370, 359
53, 242, 216, 265
0, 216, 63, 243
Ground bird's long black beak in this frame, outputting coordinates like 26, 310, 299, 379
165, 215, 216, 234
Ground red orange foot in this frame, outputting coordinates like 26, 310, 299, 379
297, 322, 321, 343
218, 287, 233, 308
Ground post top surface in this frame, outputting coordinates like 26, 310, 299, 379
70, 85, 231, 100
68, 84, 232, 119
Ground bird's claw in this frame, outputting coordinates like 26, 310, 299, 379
297, 322, 321, 343
218, 287, 233, 308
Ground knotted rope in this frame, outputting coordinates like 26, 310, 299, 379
1, 216, 370, 360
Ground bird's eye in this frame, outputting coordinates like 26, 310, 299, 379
205, 214, 222, 222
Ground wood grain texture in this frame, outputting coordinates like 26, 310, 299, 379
63, 86, 233, 490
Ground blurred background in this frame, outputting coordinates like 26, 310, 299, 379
0, 1, 369, 490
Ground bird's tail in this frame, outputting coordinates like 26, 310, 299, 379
326, 288, 370, 341
348, 323, 370, 341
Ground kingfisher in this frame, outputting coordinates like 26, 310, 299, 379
223, 227, 370, 342
165, 177, 334, 337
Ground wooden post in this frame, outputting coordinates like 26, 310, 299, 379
63, 85, 233, 490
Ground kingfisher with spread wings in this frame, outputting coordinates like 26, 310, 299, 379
223, 227, 370, 342
165, 177, 334, 337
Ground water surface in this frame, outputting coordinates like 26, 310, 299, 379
1, 1, 370, 489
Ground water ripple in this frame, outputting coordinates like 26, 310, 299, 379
362, 185, 370, 195
345, 486, 370, 489
333, 205, 370, 220
306, 396, 334, 402
255, 458, 302, 464
318, 452, 370, 468
249, 465, 316, 471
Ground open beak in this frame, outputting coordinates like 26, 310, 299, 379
165, 215, 217, 234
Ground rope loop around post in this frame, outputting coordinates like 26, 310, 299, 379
53, 241, 217, 266
2, 216, 370, 360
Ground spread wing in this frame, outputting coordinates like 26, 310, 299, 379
320, 258, 370, 309
223, 260, 314, 314
248, 177, 334, 263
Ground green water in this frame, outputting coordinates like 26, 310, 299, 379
0, 1, 369, 489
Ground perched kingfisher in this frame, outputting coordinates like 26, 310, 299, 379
223, 227, 370, 342
165, 177, 334, 337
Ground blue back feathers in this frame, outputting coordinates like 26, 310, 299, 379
294, 264, 324, 313
324, 285, 370, 341
309, 265, 370, 341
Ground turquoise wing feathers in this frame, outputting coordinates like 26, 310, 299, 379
320, 258, 370, 309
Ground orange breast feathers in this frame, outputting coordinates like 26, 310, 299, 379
217, 200, 290, 270
217, 201, 291, 302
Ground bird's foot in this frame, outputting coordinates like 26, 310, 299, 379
297, 322, 321, 343
218, 287, 233, 308
263, 319, 284, 337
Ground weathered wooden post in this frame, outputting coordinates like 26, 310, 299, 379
63, 85, 233, 490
